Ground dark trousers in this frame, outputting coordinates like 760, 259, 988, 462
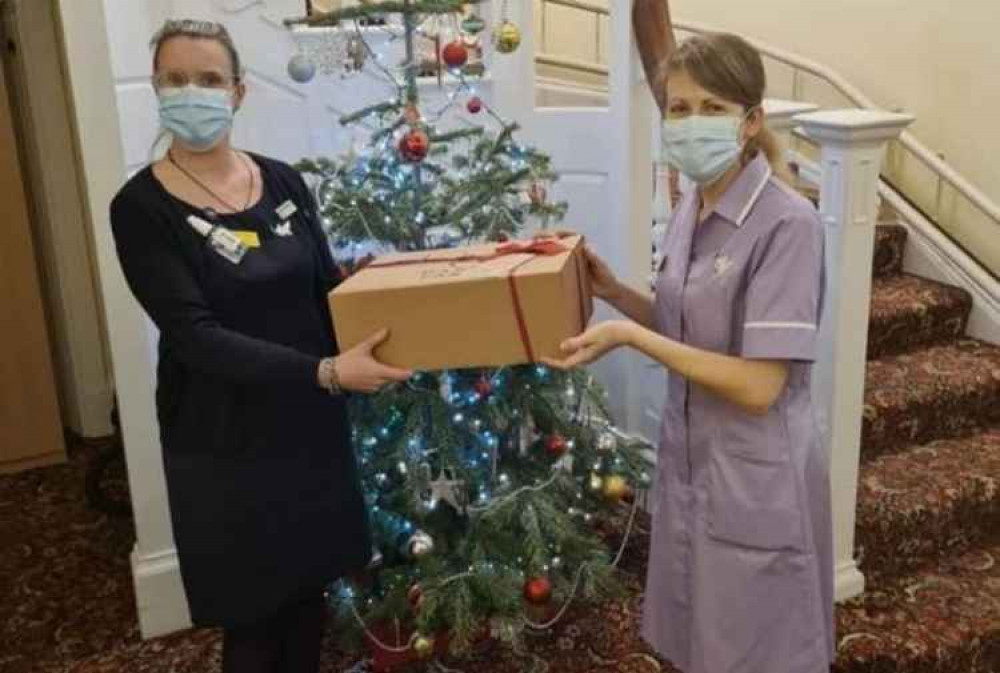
221, 590, 327, 673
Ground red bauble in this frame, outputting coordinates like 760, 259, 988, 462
474, 377, 492, 397
545, 434, 568, 458
523, 577, 552, 605
467, 96, 483, 114
399, 129, 430, 162
442, 40, 469, 68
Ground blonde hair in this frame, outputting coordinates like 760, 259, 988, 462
150, 19, 244, 82
666, 33, 792, 183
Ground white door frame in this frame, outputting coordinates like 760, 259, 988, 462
55, 0, 191, 637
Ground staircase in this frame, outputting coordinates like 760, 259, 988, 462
833, 215, 1000, 672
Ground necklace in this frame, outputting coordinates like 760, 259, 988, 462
167, 149, 256, 214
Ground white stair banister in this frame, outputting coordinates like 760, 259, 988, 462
762, 98, 818, 137
797, 109, 915, 601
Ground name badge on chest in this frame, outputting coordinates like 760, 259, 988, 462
187, 215, 247, 264
273, 200, 298, 237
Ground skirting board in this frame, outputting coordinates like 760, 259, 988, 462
834, 561, 866, 602
79, 382, 114, 438
131, 546, 192, 639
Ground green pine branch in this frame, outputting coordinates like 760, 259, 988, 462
286, 0, 485, 27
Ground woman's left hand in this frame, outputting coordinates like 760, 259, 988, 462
541, 321, 634, 370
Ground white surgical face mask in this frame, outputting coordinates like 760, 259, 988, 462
157, 85, 234, 153
661, 112, 751, 186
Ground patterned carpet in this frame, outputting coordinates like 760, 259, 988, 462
2, 221, 998, 673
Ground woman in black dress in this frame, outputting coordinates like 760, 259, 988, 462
110, 19, 411, 673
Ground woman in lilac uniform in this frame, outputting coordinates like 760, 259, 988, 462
545, 33, 834, 673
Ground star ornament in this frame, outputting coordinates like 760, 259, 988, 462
429, 469, 468, 513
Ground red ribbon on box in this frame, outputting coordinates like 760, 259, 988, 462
363, 238, 571, 362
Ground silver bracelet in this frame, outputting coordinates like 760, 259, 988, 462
320, 357, 343, 396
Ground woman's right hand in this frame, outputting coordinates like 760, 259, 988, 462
534, 229, 622, 301
333, 328, 412, 393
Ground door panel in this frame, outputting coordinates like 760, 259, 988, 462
0, 60, 65, 472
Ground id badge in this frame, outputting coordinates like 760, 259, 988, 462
208, 227, 248, 264
188, 215, 248, 264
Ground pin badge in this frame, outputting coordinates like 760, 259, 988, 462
276, 200, 298, 220
713, 254, 733, 277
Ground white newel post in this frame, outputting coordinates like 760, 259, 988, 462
56, 0, 193, 638
795, 110, 914, 601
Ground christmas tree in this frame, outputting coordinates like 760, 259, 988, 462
285, 1, 651, 664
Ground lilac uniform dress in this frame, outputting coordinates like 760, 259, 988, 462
641, 154, 835, 673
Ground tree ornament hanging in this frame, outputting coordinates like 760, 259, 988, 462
494, 21, 522, 54
428, 468, 468, 513
461, 13, 486, 35
404, 530, 435, 558
523, 576, 552, 605
345, 33, 367, 72
399, 128, 430, 163
467, 96, 483, 114
442, 40, 469, 69
544, 434, 568, 458
413, 634, 435, 659
287, 53, 317, 83
602, 475, 630, 502
474, 376, 492, 397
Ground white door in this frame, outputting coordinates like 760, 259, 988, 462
490, 0, 656, 435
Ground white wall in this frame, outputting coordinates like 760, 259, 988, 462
668, 0, 1000, 272
534, 0, 1000, 272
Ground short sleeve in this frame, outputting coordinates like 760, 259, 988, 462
740, 209, 825, 361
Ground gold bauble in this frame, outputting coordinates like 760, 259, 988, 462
494, 21, 522, 54
413, 635, 435, 658
603, 475, 630, 502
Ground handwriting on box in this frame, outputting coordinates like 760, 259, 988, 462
419, 264, 476, 281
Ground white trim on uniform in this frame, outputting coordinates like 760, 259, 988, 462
744, 321, 817, 330
735, 166, 774, 227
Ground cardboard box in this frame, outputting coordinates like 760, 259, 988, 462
329, 236, 593, 371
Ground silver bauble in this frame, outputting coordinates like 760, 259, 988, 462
287, 53, 317, 83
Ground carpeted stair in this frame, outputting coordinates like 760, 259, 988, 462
835, 217, 1000, 673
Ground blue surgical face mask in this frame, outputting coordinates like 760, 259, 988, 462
661, 114, 748, 186
157, 85, 234, 153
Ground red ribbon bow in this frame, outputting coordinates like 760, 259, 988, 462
495, 238, 568, 257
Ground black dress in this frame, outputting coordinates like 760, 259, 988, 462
110, 154, 371, 628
